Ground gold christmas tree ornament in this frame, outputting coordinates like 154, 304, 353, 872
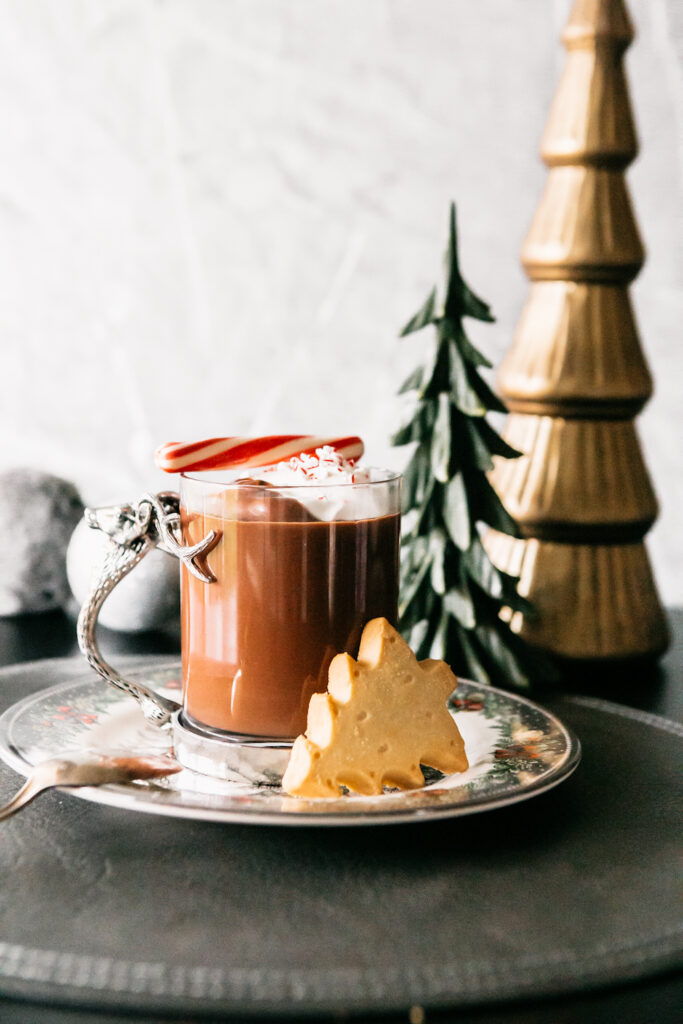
488, 0, 669, 664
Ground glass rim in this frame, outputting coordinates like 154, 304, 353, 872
179, 468, 402, 489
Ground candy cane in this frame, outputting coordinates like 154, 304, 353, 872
154, 435, 364, 473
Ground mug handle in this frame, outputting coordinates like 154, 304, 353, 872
76, 491, 217, 727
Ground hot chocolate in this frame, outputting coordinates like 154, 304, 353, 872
180, 477, 400, 739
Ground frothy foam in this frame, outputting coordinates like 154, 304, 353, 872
183, 448, 395, 522
253, 447, 380, 521
257, 446, 368, 486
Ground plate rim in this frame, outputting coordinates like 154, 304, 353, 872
0, 656, 582, 827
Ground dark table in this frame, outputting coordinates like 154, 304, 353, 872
0, 609, 680, 1024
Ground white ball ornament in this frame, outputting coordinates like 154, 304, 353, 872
67, 518, 180, 632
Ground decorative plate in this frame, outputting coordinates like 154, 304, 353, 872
0, 661, 580, 826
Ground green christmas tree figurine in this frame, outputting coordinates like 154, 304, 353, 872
393, 203, 540, 690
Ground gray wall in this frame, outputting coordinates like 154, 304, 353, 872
1, 0, 681, 602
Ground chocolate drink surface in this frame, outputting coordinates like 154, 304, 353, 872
181, 486, 400, 739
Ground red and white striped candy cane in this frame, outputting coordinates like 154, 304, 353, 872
154, 435, 364, 473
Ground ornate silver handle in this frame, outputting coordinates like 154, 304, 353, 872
76, 491, 217, 727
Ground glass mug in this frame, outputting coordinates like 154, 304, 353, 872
78, 471, 401, 781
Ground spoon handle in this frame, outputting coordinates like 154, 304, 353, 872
0, 777, 50, 822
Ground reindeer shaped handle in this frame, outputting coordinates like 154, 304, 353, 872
77, 492, 217, 726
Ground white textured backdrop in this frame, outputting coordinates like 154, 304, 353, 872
0, 0, 681, 601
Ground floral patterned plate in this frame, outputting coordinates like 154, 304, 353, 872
0, 660, 580, 826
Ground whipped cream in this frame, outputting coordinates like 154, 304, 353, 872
183, 448, 396, 522
253, 447, 383, 521
257, 446, 367, 486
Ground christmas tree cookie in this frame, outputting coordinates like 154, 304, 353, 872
282, 618, 468, 798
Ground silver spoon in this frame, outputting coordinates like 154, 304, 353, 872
0, 752, 182, 821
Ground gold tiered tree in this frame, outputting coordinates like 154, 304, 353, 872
487, 0, 669, 665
